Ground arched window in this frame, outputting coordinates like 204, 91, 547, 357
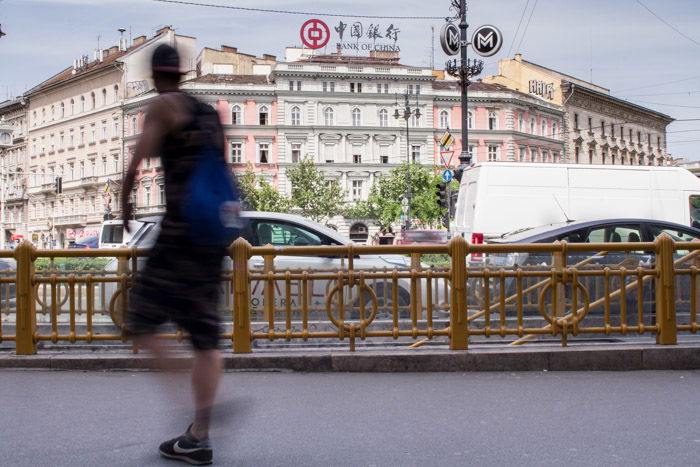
50, 105, 55, 120
552, 122, 558, 138
518, 114, 524, 132
113, 85, 119, 102
541, 119, 546, 137
258, 105, 269, 125
131, 116, 137, 135
69, 99, 75, 115
530, 117, 536, 134
324, 107, 334, 126
60, 102, 65, 118
488, 111, 498, 130
90, 92, 96, 109
349, 223, 369, 243
439, 110, 449, 129
352, 107, 361, 126
231, 105, 242, 125
379, 109, 388, 127
291, 106, 301, 126
80, 96, 85, 112
468, 111, 473, 129
102, 88, 107, 106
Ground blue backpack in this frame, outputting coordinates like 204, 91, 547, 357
182, 132, 246, 247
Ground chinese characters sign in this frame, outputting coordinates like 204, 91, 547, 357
300, 19, 401, 52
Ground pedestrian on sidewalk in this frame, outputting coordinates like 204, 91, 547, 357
121, 43, 228, 466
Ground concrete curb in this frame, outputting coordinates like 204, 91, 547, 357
2, 344, 700, 372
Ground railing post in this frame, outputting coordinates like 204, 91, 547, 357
15, 241, 36, 355
655, 233, 677, 345
449, 235, 468, 350
410, 253, 422, 320
232, 237, 252, 353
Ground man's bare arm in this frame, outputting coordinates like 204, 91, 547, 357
121, 97, 174, 230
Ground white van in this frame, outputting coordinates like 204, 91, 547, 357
453, 162, 700, 246
99, 217, 160, 249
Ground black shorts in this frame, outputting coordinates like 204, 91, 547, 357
127, 237, 226, 351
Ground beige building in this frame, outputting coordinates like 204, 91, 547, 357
23, 27, 195, 248
196, 45, 277, 77
484, 54, 674, 165
0, 97, 29, 248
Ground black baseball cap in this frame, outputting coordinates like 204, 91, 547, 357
151, 44, 183, 74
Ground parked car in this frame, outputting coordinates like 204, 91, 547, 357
472, 218, 700, 320
106, 212, 448, 320
396, 230, 449, 245
68, 235, 99, 249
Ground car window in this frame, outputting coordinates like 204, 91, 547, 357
649, 224, 700, 242
253, 221, 334, 247
584, 225, 642, 243
558, 229, 587, 243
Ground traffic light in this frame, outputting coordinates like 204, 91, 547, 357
436, 182, 448, 209
54, 176, 63, 194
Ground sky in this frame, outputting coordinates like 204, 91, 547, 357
2, 0, 700, 160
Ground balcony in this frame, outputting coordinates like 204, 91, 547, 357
135, 204, 166, 216
53, 214, 87, 227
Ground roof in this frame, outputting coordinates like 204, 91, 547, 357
296, 54, 403, 66
433, 81, 504, 92
184, 74, 270, 85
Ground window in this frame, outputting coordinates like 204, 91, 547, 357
408, 84, 421, 95
574, 113, 579, 129
353, 154, 362, 164
143, 185, 151, 206
350, 82, 362, 93
130, 117, 137, 135
541, 119, 546, 136
488, 145, 498, 161
488, 112, 498, 130
259, 106, 269, 125
519, 147, 526, 162
322, 81, 335, 93
101, 121, 107, 140
601, 120, 606, 136
258, 143, 270, 163
69, 130, 74, 148
288, 80, 301, 91
468, 111, 474, 129
380, 153, 389, 164
379, 109, 388, 127
377, 83, 389, 93
530, 117, 536, 134
621, 126, 625, 141
253, 221, 327, 247
658, 136, 662, 150
230, 142, 242, 163
60, 103, 65, 118
59, 133, 65, 149
79, 161, 85, 178
231, 105, 242, 125
291, 106, 301, 126
552, 122, 558, 138
352, 108, 361, 126
91, 92, 96, 109
79, 127, 85, 145
439, 110, 449, 129
585, 224, 642, 244
324, 107, 334, 126
102, 88, 107, 106
531, 148, 537, 163
588, 117, 592, 131
159, 184, 166, 205
113, 85, 119, 102
113, 120, 119, 138
575, 146, 580, 164
411, 145, 421, 163
411, 113, 420, 127
80, 96, 85, 112
637, 131, 641, 144
351, 180, 363, 201
611, 125, 615, 138
70, 99, 74, 115
90, 124, 96, 143
519, 114, 524, 132
629, 128, 633, 141
291, 143, 301, 163
113, 155, 119, 173
102, 156, 107, 174
589, 149, 594, 164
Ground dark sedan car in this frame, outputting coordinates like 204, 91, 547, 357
471, 218, 700, 321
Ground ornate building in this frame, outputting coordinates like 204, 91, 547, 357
483, 54, 674, 165
0, 97, 29, 248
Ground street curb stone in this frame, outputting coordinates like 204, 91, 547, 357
2, 344, 700, 372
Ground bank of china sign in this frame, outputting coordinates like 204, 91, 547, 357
300, 19, 401, 52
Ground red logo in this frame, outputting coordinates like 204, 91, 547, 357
300, 19, 330, 49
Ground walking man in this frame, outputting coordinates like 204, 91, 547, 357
121, 43, 227, 465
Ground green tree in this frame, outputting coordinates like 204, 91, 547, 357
287, 156, 346, 223
355, 163, 445, 230
237, 164, 290, 212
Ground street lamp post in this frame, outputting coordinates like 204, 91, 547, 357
394, 92, 421, 231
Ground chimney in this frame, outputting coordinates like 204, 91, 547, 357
107, 45, 119, 56
118, 28, 127, 51
133, 35, 147, 46
336, 44, 342, 56
221, 45, 238, 54
262, 54, 276, 61
515, 53, 522, 62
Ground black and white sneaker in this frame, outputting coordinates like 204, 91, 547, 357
159, 424, 213, 465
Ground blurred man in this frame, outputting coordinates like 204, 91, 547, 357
121, 44, 226, 466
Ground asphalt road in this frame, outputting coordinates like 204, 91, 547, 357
1, 369, 699, 467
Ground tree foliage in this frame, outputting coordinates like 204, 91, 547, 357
286, 156, 346, 222
237, 164, 290, 212
353, 163, 445, 230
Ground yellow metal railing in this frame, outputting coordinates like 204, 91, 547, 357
1, 234, 698, 355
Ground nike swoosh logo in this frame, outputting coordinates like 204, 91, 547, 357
173, 441, 201, 454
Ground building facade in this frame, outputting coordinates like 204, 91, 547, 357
483, 54, 674, 165
0, 98, 29, 248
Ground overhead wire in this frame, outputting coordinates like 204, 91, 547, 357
507, 0, 530, 57
515, 0, 538, 53
635, 0, 700, 47
152, 0, 445, 19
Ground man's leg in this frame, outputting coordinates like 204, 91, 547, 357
190, 349, 222, 441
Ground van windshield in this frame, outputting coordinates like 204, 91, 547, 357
101, 224, 124, 244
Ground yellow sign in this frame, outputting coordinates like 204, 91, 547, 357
440, 131, 454, 149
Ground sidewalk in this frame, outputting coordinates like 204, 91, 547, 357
2, 343, 700, 372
